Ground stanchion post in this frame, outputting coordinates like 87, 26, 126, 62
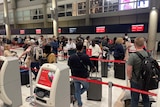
125, 61, 129, 86
25, 60, 35, 106
156, 82, 160, 107
108, 82, 113, 107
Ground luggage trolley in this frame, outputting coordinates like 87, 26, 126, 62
34, 63, 70, 107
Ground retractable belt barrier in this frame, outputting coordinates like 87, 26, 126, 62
70, 76, 157, 97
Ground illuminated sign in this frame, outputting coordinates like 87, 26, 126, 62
96, 26, 106, 33
131, 24, 144, 32
36, 29, 41, 34
20, 30, 25, 34
58, 28, 61, 33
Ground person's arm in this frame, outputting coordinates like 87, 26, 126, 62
127, 65, 132, 80
19, 46, 31, 59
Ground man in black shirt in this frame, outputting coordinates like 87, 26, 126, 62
68, 41, 94, 107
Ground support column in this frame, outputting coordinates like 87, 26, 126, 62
42, 0, 48, 28
85, 0, 90, 26
52, 0, 58, 38
3, 0, 11, 40
147, 7, 158, 52
11, 0, 17, 29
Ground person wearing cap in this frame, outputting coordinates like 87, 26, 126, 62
19, 39, 40, 80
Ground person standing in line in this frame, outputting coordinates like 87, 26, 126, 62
127, 37, 150, 107
66, 38, 76, 56
68, 41, 95, 107
89, 40, 102, 72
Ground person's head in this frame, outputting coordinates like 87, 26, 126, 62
4, 44, 10, 50
91, 40, 96, 47
134, 37, 144, 49
76, 41, 83, 51
44, 45, 52, 54
115, 37, 124, 44
86, 36, 90, 40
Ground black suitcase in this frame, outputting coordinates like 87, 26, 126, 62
101, 62, 108, 77
114, 63, 125, 80
20, 69, 29, 85
87, 76, 102, 101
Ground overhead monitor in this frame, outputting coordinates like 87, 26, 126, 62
0, 60, 4, 71
20, 30, 25, 34
96, 26, 106, 33
36, 29, 41, 34
137, 0, 149, 8
69, 28, 77, 33
58, 28, 61, 33
38, 69, 55, 87
119, 0, 136, 10
131, 24, 144, 32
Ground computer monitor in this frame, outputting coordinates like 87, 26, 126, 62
38, 69, 55, 87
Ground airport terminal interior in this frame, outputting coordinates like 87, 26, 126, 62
0, 0, 160, 107
0, 47, 159, 107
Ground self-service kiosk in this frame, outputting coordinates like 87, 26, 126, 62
34, 63, 70, 107
0, 56, 22, 107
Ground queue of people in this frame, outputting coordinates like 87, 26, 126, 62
0, 34, 152, 107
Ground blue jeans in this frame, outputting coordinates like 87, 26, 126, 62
130, 80, 150, 107
74, 79, 89, 106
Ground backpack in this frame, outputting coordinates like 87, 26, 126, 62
135, 52, 160, 90
34, 46, 43, 61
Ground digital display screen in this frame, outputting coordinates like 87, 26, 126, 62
38, 69, 55, 87
20, 30, 25, 34
137, 0, 149, 8
58, 28, 61, 33
36, 29, 41, 34
96, 26, 106, 33
69, 28, 77, 33
0, 60, 4, 71
131, 24, 144, 32
119, 0, 136, 10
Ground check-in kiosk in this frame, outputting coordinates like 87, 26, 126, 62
0, 56, 22, 107
34, 63, 70, 107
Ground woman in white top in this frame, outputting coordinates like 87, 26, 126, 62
89, 40, 102, 72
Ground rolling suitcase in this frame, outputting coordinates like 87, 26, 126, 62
20, 69, 29, 85
87, 72, 102, 101
114, 63, 125, 80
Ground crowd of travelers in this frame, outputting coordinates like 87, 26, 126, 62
0, 34, 153, 107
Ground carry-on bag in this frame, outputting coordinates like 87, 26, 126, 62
87, 72, 102, 101
20, 69, 29, 85
114, 62, 125, 80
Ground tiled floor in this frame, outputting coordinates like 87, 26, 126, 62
0, 48, 158, 107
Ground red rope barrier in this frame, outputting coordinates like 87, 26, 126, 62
70, 76, 157, 97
